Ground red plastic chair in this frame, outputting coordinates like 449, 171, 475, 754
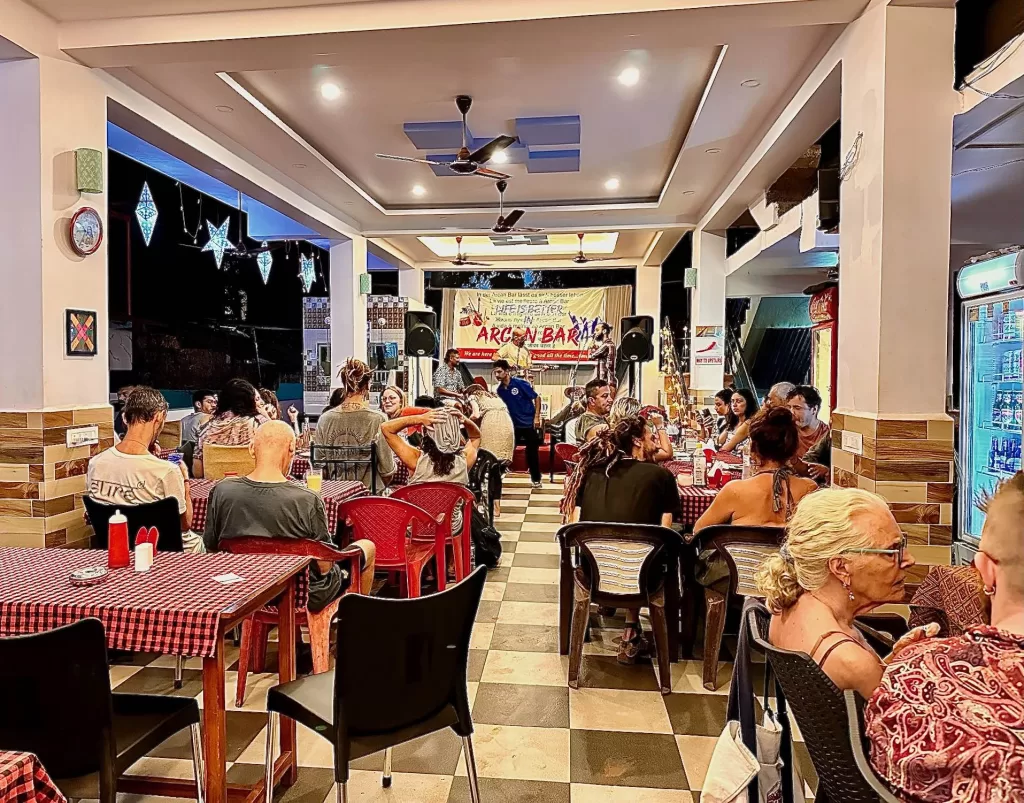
220, 537, 366, 707
337, 496, 437, 598
554, 442, 579, 467
392, 482, 476, 589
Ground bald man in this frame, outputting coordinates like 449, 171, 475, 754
203, 421, 376, 611
492, 328, 533, 372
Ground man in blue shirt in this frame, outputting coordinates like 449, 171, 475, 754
494, 359, 543, 488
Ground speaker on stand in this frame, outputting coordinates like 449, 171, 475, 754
619, 315, 654, 401
405, 310, 438, 401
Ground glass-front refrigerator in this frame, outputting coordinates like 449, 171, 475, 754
958, 253, 1024, 549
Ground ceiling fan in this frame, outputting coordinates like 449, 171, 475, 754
492, 179, 541, 234
376, 95, 516, 180
572, 232, 619, 264
450, 236, 492, 267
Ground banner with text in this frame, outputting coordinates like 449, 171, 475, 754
454, 288, 608, 362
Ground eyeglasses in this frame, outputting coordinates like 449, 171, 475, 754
846, 532, 909, 565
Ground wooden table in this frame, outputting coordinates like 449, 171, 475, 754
0, 548, 308, 803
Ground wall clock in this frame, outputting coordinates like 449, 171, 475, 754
69, 207, 103, 256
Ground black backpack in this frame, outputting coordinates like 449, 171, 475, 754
470, 502, 503, 569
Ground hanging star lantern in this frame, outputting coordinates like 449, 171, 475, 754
256, 242, 273, 284
299, 253, 315, 293
201, 218, 235, 269
135, 182, 158, 246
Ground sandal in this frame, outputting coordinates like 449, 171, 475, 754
617, 627, 649, 665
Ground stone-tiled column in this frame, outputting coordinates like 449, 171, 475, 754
0, 56, 110, 548
833, 4, 957, 577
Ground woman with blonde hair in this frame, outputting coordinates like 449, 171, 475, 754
754, 487, 918, 698
313, 358, 396, 488
379, 385, 406, 420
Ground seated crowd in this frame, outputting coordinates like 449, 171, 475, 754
90, 369, 1021, 800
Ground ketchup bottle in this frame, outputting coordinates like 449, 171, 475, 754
107, 509, 130, 569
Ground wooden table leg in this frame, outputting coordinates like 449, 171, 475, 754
277, 578, 298, 787
202, 645, 227, 803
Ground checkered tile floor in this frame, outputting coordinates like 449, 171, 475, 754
109, 475, 817, 803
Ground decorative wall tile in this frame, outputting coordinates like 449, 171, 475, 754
926, 419, 955, 441
926, 483, 955, 503
831, 447, 855, 474
902, 524, 930, 545
0, 413, 28, 428
889, 503, 940, 524
873, 461, 951, 483
0, 500, 32, 517
873, 439, 954, 462
42, 411, 74, 428
0, 482, 39, 500
31, 495, 76, 517
0, 447, 44, 465
841, 415, 877, 438
877, 420, 928, 439
875, 482, 928, 504
0, 429, 44, 448
929, 525, 953, 546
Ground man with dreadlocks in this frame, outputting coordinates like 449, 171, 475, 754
561, 414, 681, 663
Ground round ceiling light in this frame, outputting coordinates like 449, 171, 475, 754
411, 185, 427, 197
215, 105, 234, 113
740, 79, 761, 88
320, 82, 342, 101
706, 148, 721, 155
617, 67, 641, 87
491, 150, 509, 164
604, 177, 621, 191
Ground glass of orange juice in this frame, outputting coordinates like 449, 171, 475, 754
306, 469, 323, 493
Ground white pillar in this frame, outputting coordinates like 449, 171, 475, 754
836, 3, 956, 415
690, 229, 727, 400
634, 264, 662, 405
329, 236, 368, 380
398, 266, 425, 304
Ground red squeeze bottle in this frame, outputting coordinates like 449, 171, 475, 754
108, 509, 131, 569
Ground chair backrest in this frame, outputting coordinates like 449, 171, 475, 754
337, 496, 433, 564
747, 606, 886, 803
844, 691, 902, 802
83, 495, 184, 551
203, 443, 256, 481
0, 619, 116, 782
557, 522, 679, 600
311, 442, 378, 493
333, 567, 486, 739
698, 524, 786, 598
554, 442, 579, 464
391, 482, 475, 542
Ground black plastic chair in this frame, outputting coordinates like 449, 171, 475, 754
83, 495, 184, 552
747, 605, 890, 803
311, 442, 379, 492
844, 691, 902, 802
467, 448, 508, 526
263, 567, 487, 803
557, 522, 681, 694
694, 524, 786, 690
0, 619, 203, 803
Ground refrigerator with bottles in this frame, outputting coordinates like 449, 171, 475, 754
957, 253, 1024, 556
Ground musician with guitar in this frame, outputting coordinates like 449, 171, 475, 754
491, 327, 533, 374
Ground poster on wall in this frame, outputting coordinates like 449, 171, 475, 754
453, 288, 608, 362
66, 309, 98, 356
693, 325, 724, 366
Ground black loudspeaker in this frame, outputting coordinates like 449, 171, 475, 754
619, 315, 654, 363
405, 310, 437, 356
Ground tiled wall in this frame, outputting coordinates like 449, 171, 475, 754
0, 406, 114, 548
831, 412, 955, 584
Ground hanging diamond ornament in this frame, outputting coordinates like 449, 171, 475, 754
257, 242, 273, 284
201, 218, 235, 269
299, 253, 315, 293
135, 182, 158, 246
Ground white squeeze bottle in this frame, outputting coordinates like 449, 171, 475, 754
741, 441, 752, 480
693, 443, 707, 487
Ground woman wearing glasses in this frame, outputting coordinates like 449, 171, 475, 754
754, 488, 921, 698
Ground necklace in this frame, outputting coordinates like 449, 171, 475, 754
119, 437, 152, 454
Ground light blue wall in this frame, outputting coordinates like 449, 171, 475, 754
743, 296, 811, 365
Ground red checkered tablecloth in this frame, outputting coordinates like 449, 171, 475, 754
0, 751, 66, 803
189, 478, 367, 534
290, 456, 310, 478
677, 485, 718, 527
0, 548, 308, 658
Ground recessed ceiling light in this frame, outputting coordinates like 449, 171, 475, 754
491, 150, 509, 165
411, 185, 427, 197
319, 82, 342, 101
740, 79, 761, 88
215, 105, 233, 113
292, 163, 307, 169
617, 67, 640, 87
706, 148, 721, 155
604, 177, 620, 191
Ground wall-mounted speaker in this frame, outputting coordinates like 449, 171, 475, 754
405, 310, 437, 357
619, 315, 654, 363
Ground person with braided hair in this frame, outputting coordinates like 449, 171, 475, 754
314, 358, 396, 488
561, 415, 680, 663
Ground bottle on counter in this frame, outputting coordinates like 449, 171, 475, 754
693, 444, 707, 487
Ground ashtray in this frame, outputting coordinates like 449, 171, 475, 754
70, 566, 110, 586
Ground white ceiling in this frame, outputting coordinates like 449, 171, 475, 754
27, 0, 870, 265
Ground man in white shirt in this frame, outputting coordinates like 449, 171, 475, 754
87, 386, 203, 552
